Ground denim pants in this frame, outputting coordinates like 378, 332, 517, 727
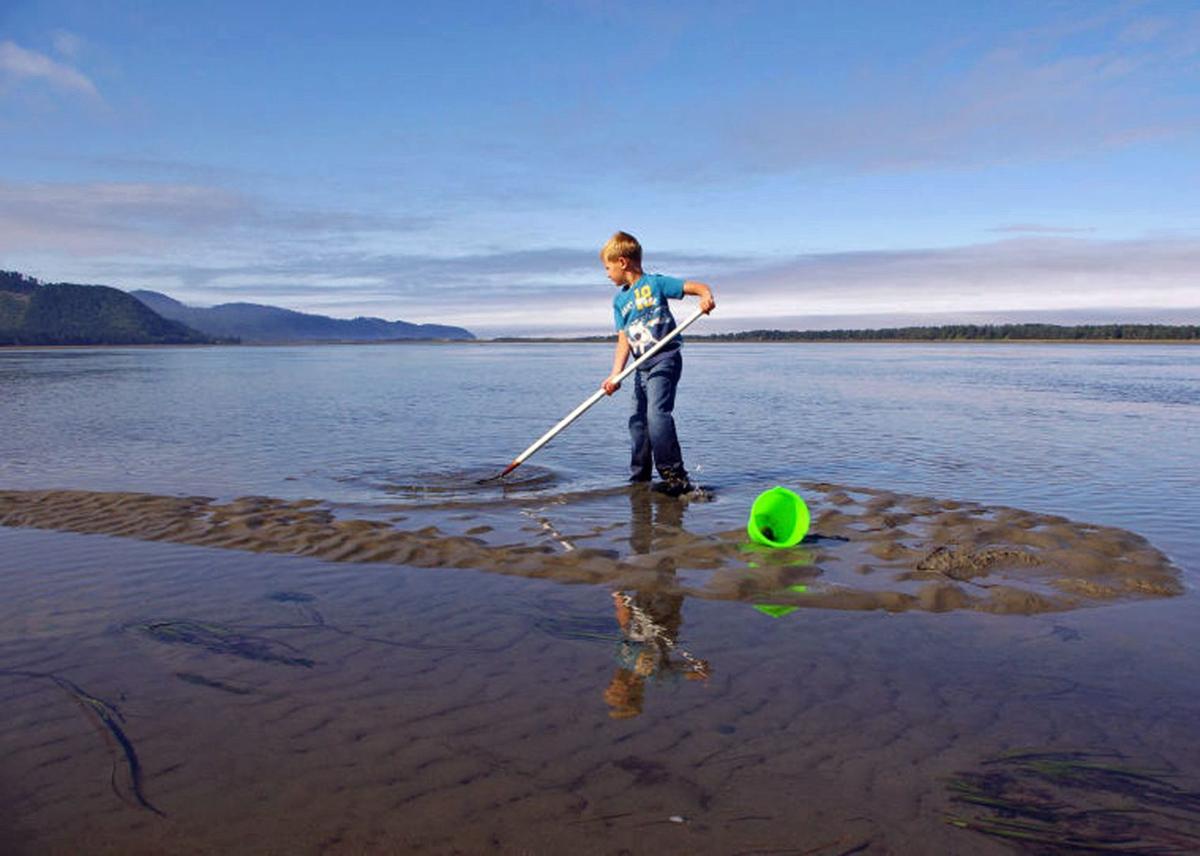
629, 350, 686, 481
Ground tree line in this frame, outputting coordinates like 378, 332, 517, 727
1, 278, 213, 345
695, 324, 1199, 342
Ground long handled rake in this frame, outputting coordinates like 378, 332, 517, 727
480, 307, 706, 483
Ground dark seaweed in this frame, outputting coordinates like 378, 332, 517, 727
265, 591, 316, 603
946, 750, 1200, 853
125, 619, 315, 667
0, 668, 164, 816
174, 671, 255, 695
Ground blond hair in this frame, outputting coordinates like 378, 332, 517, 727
601, 230, 642, 265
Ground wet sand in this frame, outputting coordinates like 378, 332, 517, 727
1, 480, 1194, 853
0, 481, 1183, 614
1, 527, 1198, 855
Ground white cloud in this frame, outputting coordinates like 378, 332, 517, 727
0, 40, 99, 99
716, 236, 1200, 328
0, 179, 429, 259
51, 30, 84, 60
6, 177, 1196, 335
988, 224, 1096, 235
24, 233, 1193, 337
0, 181, 251, 254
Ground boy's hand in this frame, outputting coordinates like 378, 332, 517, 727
700, 293, 716, 314
602, 376, 621, 395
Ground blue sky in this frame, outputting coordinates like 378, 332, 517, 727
2, 0, 1198, 335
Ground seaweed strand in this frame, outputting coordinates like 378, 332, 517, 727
0, 668, 165, 817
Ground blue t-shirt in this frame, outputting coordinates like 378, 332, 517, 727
612, 273, 686, 365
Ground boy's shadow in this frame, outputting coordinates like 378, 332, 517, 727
604, 486, 710, 720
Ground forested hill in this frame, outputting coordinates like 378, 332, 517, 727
697, 324, 1200, 342
131, 290, 475, 343
1, 271, 215, 346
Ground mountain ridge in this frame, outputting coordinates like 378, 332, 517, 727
1, 271, 215, 346
130, 289, 475, 343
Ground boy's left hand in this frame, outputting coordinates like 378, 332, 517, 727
700, 294, 716, 314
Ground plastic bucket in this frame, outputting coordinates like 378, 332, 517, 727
747, 486, 810, 548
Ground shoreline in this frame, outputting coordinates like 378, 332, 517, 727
3, 338, 1198, 351
483, 337, 1200, 346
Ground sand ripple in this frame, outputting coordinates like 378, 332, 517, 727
0, 483, 1184, 614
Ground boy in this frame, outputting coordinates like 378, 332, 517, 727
600, 231, 715, 496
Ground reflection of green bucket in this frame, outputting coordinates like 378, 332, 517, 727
747, 486, 810, 548
753, 604, 798, 618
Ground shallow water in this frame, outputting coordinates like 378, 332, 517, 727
1, 343, 1198, 853
1, 343, 1196, 558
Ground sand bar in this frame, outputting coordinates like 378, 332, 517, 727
0, 482, 1183, 614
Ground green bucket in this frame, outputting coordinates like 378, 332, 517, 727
747, 486, 810, 548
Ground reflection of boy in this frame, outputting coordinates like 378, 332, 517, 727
603, 590, 709, 719
628, 477, 684, 554
600, 231, 715, 496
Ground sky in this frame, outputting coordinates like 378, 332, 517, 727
2, 0, 1198, 336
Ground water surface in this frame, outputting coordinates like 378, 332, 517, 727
1, 343, 1197, 854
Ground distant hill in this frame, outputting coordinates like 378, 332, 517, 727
131, 290, 475, 343
696, 324, 1200, 342
1, 270, 215, 346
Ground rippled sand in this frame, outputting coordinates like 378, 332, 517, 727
0, 482, 1182, 614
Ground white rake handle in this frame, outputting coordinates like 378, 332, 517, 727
488, 306, 706, 480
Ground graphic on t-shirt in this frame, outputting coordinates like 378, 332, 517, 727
626, 317, 658, 355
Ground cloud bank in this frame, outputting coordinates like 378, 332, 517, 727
0, 179, 429, 257
3, 178, 1197, 335
716, 236, 1200, 332
0, 39, 98, 99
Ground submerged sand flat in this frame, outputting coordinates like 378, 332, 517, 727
0, 483, 1183, 614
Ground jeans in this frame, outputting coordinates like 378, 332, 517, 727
629, 350, 687, 481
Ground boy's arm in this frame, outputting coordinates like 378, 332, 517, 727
603, 332, 630, 395
683, 280, 716, 314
